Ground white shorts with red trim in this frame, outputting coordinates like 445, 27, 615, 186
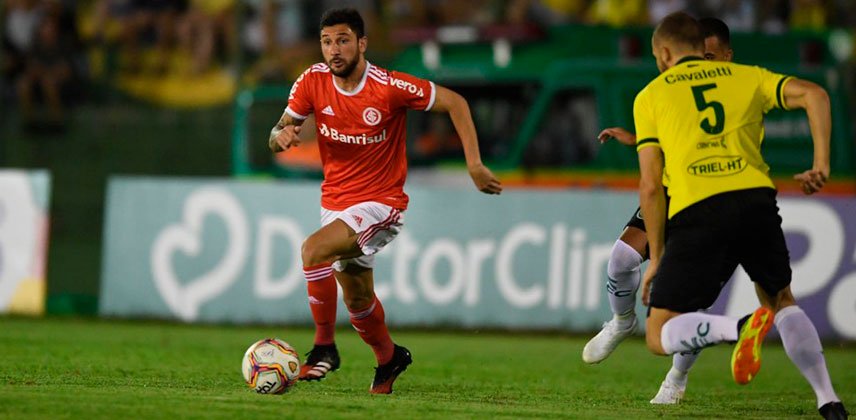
320, 202, 404, 271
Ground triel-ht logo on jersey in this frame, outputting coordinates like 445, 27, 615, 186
319, 123, 387, 145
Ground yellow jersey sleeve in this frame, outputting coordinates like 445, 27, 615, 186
633, 88, 660, 152
757, 67, 793, 112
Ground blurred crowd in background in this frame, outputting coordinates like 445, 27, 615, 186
2, 0, 855, 132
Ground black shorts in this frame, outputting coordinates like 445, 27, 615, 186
624, 188, 671, 232
649, 187, 792, 313
624, 207, 647, 231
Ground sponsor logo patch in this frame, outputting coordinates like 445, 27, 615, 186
686, 155, 746, 177
390, 76, 425, 97
319, 123, 387, 145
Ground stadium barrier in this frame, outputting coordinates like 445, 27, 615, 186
99, 177, 856, 339
0, 170, 51, 315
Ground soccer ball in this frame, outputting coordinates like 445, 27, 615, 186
241, 338, 301, 394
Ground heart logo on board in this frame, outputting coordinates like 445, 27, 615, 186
151, 187, 249, 321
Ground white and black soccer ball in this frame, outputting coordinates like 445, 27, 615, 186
241, 338, 301, 394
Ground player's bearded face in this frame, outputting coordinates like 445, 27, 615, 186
321, 25, 363, 78
328, 52, 359, 78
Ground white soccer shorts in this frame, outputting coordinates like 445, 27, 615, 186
320, 201, 404, 271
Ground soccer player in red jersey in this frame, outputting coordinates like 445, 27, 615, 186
269, 8, 502, 394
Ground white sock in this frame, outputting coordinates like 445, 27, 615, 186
606, 239, 642, 329
660, 313, 738, 354
775, 305, 840, 408
666, 350, 700, 387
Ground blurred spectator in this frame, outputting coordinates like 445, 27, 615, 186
717, 0, 757, 31
242, 0, 319, 84
177, 0, 236, 76
505, 0, 591, 26
587, 0, 647, 27
90, 0, 187, 74
2, 0, 45, 97
382, 0, 425, 26
833, 0, 856, 27
758, 0, 790, 33
789, 0, 827, 30
538, 0, 591, 24
16, 11, 76, 131
647, 0, 685, 25
382, 0, 503, 27
4, 0, 852, 114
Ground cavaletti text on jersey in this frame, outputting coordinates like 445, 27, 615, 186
664, 66, 733, 84
319, 123, 388, 145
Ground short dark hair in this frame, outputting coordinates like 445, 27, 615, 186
699, 17, 730, 46
654, 12, 704, 51
319, 8, 365, 38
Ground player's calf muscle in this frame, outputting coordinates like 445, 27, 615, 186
646, 330, 666, 355
341, 285, 374, 310
646, 313, 669, 355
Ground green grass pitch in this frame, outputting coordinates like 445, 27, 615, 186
1, 317, 853, 419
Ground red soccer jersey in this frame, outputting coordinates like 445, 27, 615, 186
285, 62, 436, 211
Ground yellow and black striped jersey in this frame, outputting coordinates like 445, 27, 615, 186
634, 57, 792, 218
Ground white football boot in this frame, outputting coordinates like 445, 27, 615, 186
650, 378, 686, 404
582, 315, 637, 364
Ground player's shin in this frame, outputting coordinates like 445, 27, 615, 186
668, 350, 700, 386
305, 264, 338, 345
349, 295, 395, 365
606, 240, 643, 327
660, 313, 738, 354
775, 305, 841, 408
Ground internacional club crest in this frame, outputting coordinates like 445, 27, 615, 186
362, 107, 382, 126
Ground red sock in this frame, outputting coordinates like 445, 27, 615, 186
349, 296, 394, 365
305, 264, 337, 345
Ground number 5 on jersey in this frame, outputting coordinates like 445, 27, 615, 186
692, 83, 725, 135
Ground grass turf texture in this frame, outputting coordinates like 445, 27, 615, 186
1, 317, 853, 419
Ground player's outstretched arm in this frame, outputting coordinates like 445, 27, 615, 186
269, 112, 306, 153
431, 85, 502, 195
597, 127, 637, 146
782, 78, 831, 194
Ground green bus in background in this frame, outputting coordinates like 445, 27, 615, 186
233, 24, 854, 183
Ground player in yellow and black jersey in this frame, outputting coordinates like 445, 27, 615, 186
634, 52, 784, 219
636, 12, 847, 420
583, 18, 739, 406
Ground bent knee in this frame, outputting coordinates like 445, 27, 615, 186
607, 240, 644, 279
301, 236, 333, 266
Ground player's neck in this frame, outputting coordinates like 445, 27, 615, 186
333, 59, 368, 92
670, 54, 704, 68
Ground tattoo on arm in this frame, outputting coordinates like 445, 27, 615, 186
276, 114, 304, 129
